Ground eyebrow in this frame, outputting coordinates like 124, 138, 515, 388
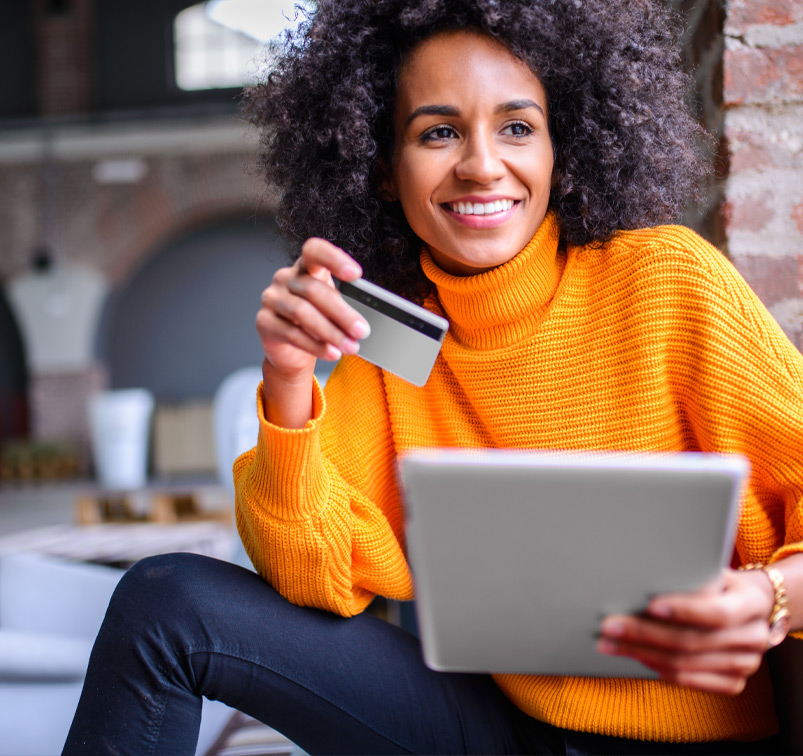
404, 99, 545, 128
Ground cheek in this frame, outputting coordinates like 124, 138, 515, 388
527, 151, 554, 193
395, 164, 437, 222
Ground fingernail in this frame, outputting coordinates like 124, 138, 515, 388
650, 602, 672, 619
597, 639, 617, 655
342, 264, 362, 278
601, 618, 625, 637
326, 345, 342, 361
351, 319, 371, 340
341, 338, 360, 355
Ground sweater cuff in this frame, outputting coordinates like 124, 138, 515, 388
770, 540, 803, 564
247, 377, 330, 522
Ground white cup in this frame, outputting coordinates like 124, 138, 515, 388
87, 389, 155, 490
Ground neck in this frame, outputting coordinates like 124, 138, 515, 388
421, 213, 564, 349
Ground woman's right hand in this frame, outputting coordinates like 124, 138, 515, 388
256, 238, 371, 427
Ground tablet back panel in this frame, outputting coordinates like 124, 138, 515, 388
399, 450, 747, 677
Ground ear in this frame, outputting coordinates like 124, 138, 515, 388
375, 157, 398, 202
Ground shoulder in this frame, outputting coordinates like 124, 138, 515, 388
601, 224, 726, 273
577, 224, 751, 299
577, 224, 803, 383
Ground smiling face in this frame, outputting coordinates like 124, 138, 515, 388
385, 30, 554, 277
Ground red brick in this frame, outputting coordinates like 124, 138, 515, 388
732, 254, 801, 306
727, 127, 803, 173
726, 0, 803, 31
722, 191, 776, 233
724, 47, 803, 106
800, 251, 803, 297
792, 199, 803, 236
727, 130, 775, 172
34, 0, 95, 114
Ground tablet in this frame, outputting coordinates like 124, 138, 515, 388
398, 449, 748, 677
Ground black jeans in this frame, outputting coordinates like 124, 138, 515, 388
62, 553, 779, 755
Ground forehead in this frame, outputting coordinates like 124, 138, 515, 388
395, 30, 547, 113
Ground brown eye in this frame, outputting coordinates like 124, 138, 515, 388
503, 121, 534, 137
422, 125, 458, 142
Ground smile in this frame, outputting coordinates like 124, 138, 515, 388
445, 199, 516, 216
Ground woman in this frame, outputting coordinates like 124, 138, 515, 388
64, 1, 803, 754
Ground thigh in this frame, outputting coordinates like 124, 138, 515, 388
114, 553, 532, 755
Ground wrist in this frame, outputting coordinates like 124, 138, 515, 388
739, 563, 791, 647
261, 358, 316, 429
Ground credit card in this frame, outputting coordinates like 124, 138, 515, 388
337, 278, 448, 387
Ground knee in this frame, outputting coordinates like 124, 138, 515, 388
104, 552, 222, 637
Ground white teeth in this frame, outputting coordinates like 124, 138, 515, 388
448, 199, 515, 215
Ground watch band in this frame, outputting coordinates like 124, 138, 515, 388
739, 562, 791, 647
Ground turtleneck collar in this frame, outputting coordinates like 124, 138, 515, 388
420, 212, 564, 350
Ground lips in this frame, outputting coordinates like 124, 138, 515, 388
445, 198, 516, 216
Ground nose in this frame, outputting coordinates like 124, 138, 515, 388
454, 132, 505, 185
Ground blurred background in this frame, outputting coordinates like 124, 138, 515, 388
0, 0, 316, 503
1, 0, 802, 515
0, 0, 800, 753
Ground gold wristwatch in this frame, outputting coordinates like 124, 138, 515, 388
740, 563, 791, 647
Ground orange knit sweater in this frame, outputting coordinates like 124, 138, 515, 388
234, 213, 803, 743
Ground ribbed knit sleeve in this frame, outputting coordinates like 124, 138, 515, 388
234, 358, 414, 616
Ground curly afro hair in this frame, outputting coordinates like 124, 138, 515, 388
246, 0, 710, 301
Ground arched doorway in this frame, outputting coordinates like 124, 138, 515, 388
97, 215, 293, 400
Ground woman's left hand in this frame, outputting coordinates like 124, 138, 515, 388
597, 568, 775, 695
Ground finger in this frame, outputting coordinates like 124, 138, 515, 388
663, 670, 749, 697
285, 274, 370, 342
647, 570, 773, 630
597, 637, 764, 678
299, 237, 363, 281
671, 672, 748, 696
257, 308, 344, 362
260, 290, 361, 357
599, 614, 769, 654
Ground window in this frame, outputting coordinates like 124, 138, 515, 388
174, 0, 312, 92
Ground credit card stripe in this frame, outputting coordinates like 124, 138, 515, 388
339, 281, 446, 341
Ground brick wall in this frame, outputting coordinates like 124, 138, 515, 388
34, 0, 95, 115
0, 123, 266, 284
722, 0, 803, 350
0, 121, 266, 467
2, 0, 801, 463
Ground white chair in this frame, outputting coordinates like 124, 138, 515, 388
0, 550, 256, 756
212, 366, 264, 568
0, 552, 123, 756
212, 366, 264, 503
212, 365, 332, 500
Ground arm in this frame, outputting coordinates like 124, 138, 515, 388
255, 237, 369, 429
235, 358, 415, 616
599, 238, 803, 695
236, 239, 414, 615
